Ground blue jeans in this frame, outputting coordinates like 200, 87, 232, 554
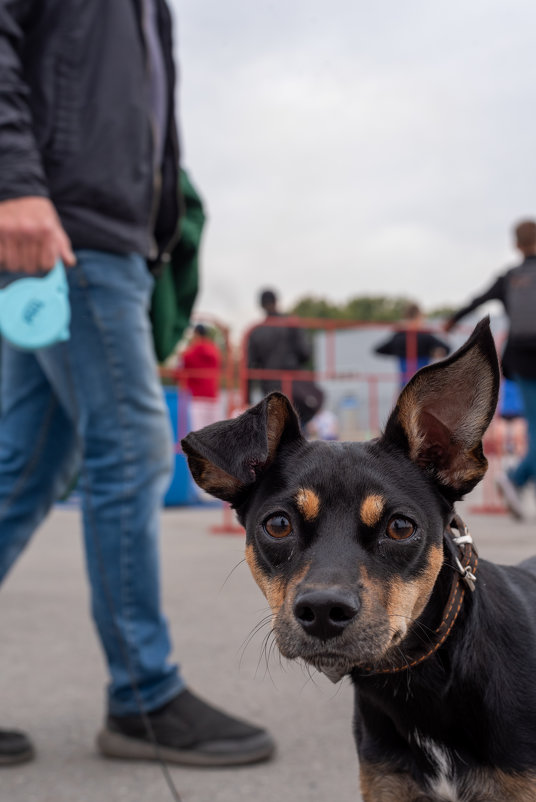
0, 250, 184, 715
509, 375, 536, 489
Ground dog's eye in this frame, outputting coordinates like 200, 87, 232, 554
386, 516, 416, 541
264, 513, 293, 539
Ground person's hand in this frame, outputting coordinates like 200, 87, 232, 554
0, 196, 76, 273
443, 318, 456, 333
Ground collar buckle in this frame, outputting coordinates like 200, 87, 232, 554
448, 514, 477, 592
453, 555, 477, 591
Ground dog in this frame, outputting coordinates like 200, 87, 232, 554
182, 319, 536, 801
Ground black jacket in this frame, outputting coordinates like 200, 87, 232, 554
449, 256, 536, 380
0, 0, 180, 260
247, 315, 312, 395
375, 330, 450, 359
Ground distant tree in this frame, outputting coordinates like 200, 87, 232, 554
427, 305, 457, 319
289, 295, 417, 323
343, 296, 413, 322
290, 297, 344, 319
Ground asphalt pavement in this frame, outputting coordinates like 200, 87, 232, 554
1, 501, 535, 802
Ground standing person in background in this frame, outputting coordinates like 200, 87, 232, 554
374, 303, 450, 387
495, 378, 526, 464
180, 324, 222, 430
445, 219, 536, 521
247, 289, 323, 426
0, 0, 273, 768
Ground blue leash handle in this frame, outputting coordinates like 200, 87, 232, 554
0, 261, 71, 349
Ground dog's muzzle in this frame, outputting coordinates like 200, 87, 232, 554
292, 588, 360, 682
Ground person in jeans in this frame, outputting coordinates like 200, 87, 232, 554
445, 220, 536, 521
0, 0, 274, 767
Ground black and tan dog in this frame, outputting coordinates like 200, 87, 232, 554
182, 319, 536, 801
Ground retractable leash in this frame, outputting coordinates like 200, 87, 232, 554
0, 263, 182, 802
0, 260, 70, 349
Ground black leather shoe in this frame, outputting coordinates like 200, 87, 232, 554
0, 729, 35, 766
97, 689, 275, 766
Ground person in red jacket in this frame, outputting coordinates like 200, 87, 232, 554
181, 324, 222, 430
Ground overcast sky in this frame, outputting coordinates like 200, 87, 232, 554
169, 0, 536, 333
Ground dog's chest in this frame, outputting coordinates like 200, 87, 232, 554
412, 731, 461, 801
360, 722, 536, 801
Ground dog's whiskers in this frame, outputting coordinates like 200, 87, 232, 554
238, 612, 273, 670
256, 628, 279, 688
218, 558, 246, 594
299, 661, 322, 691
389, 612, 437, 647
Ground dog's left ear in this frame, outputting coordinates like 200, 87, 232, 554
382, 318, 500, 499
181, 392, 303, 505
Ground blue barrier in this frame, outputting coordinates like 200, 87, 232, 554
163, 388, 200, 506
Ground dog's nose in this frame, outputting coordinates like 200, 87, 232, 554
293, 589, 359, 640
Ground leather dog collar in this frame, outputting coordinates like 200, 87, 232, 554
358, 513, 478, 677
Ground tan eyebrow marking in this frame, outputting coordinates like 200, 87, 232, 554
295, 488, 320, 521
360, 494, 385, 527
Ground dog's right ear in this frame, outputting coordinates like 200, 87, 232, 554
181, 392, 303, 505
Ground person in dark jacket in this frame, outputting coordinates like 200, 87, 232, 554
445, 219, 536, 520
0, 0, 273, 767
247, 289, 324, 425
374, 303, 450, 387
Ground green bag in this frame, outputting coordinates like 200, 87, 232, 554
150, 169, 206, 362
